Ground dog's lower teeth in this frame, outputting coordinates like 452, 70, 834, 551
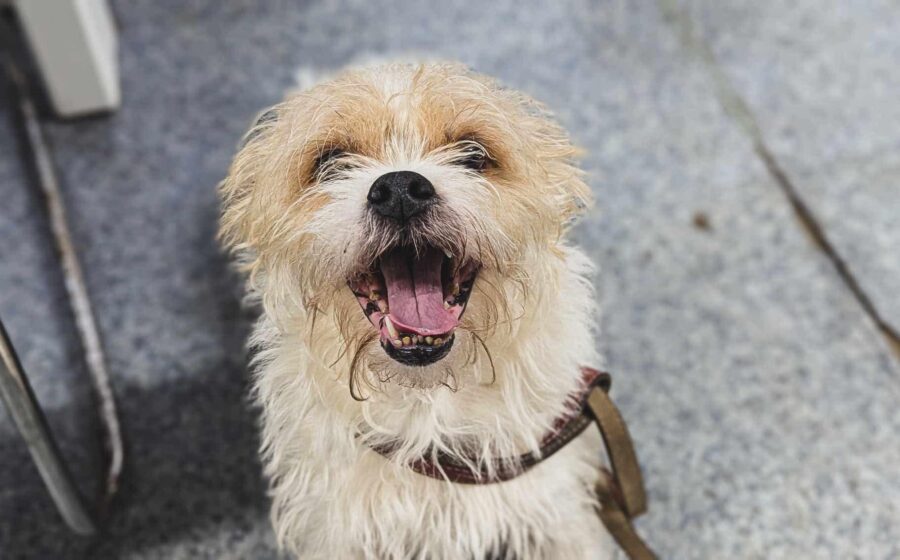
384, 334, 452, 347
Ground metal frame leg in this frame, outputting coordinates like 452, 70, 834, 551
0, 319, 96, 535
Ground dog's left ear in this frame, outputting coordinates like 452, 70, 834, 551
510, 94, 593, 229
218, 106, 283, 268
555, 156, 592, 229
533, 118, 593, 229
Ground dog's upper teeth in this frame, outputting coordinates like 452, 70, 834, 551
377, 299, 388, 313
384, 315, 399, 339
443, 248, 452, 259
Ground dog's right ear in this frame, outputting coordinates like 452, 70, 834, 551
240, 109, 278, 149
218, 107, 282, 266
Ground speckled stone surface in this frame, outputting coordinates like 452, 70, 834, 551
681, 0, 900, 335
0, 1, 898, 558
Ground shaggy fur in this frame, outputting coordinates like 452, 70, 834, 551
219, 62, 615, 559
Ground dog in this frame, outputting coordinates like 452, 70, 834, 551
219, 62, 615, 559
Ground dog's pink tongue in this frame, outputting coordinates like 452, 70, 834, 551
380, 246, 457, 336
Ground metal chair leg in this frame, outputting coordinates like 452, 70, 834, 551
0, 319, 96, 535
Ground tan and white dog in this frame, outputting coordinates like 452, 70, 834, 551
219, 63, 615, 559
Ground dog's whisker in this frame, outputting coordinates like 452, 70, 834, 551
469, 331, 496, 386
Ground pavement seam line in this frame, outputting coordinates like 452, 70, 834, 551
657, 0, 900, 361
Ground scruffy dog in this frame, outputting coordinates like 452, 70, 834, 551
219, 63, 614, 559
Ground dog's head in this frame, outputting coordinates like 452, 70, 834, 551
220, 63, 589, 396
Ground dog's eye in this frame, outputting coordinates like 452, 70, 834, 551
457, 145, 493, 172
312, 148, 349, 181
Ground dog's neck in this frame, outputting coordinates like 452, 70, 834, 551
253, 246, 599, 468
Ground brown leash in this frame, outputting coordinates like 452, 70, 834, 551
586, 372, 656, 559
366, 368, 655, 559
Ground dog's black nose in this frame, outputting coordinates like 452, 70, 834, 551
367, 171, 436, 223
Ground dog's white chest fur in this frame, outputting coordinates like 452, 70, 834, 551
269, 416, 611, 559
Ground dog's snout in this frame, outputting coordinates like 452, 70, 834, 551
367, 171, 436, 223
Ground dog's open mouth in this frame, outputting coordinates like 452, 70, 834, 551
350, 245, 478, 366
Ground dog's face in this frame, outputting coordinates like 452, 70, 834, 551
220, 63, 589, 395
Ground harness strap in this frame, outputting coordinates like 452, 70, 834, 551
586, 374, 656, 560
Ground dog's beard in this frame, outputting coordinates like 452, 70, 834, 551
338, 282, 506, 398
349, 334, 462, 393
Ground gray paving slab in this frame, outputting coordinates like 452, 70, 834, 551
0, 0, 897, 558
557, 4, 900, 557
680, 0, 900, 335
